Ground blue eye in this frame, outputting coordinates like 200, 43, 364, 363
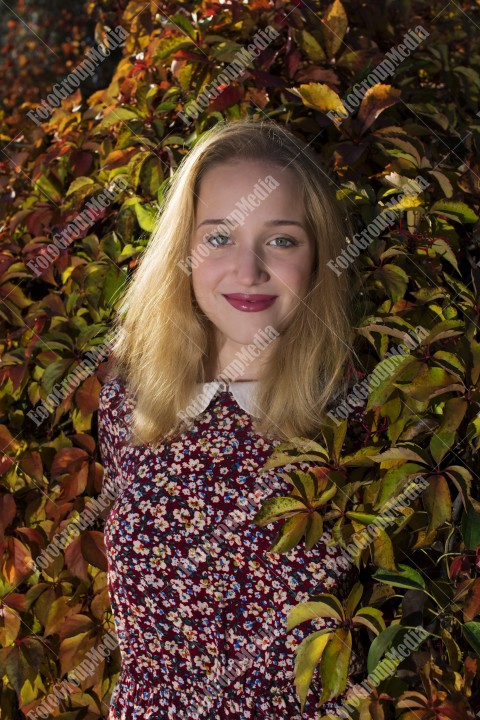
204, 234, 298, 248
205, 234, 231, 248
270, 236, 297, 247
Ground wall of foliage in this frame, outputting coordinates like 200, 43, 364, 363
0, 0, 479, 717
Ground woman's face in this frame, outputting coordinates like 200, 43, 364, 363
190, 159, 315, 363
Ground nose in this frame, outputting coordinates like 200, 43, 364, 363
233, 244, 270, 285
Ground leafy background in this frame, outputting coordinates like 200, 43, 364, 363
0, 0, 479, 717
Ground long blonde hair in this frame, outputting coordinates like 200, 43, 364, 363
106, 118, 363, 447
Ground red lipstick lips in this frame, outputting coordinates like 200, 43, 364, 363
223, 294, 277, 312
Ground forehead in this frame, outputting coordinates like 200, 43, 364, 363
195, 159, 303, 219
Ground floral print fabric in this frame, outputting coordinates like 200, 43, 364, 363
98, 377, 362, 719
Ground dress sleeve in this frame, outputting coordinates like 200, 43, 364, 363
97, 378, 124, 501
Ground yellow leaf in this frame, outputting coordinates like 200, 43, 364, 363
294, 630, 332, 711
319, 629, 352, 704
287, 598, 344, 631
386, 196, 423, 211
288, 83, 345, 115
322, 0, 348, 58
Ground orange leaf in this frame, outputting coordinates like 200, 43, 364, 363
2, 537, 33, 586
357, 85, 402, 134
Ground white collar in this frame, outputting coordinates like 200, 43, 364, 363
189, 380, 259, 418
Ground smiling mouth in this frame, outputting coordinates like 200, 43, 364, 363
222, 294, 277, 312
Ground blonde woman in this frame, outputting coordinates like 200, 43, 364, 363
98, 118, 364, 719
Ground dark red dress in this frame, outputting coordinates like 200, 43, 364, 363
98, 376, 362, 719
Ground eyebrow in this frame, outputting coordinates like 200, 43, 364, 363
196, 219, 306, 230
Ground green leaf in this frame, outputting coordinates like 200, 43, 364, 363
287, 598, 344, 631
470, 340, 480, 385
345, 581, 363, 618
394, 365, 462, 402
134, 202, 158, 232
372, 528, 397, 571
35, 173, 63, 203
429, 397, 467, 464
340, 447, 379, 467
288, 470, 319, 503
374, 463, 426, 509
269, 513, 308, 553
444, 465, 472, 510
346, 511, 378, 525
312, 485, 337, 506
66, 176, 96, 197
432, 351, 465, 379
319, 629, 352, 704
367, 624, 403, 673
430, 200, 478, 224
430, 238, 460, 273
96, 107, 140, 131
368, 447, 427, 464
422, 475, 452, 533
366, 355, 416, 409
305, 512, 324, 550
462, 621, 480, 656
154, 36, 195, 60
293, 29, 326, 62
102, 263, 128, 307
5, 644, 35, 694
352, 607, 386, 635
423, 319, 464, 344
166, 13, 197, 40
373, 264, 409, 303
253, 497, 308, 527
373, 564, 425, 590
427, 170, 453, 199
41, 358, 75, 396
461, 501, 480, 551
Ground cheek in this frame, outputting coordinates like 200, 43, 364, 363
191, 262, 220, 295
280, 264, 311, 296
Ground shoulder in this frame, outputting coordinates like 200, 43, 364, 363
98, 375, 137, 447
99, 375, 132, 411
99, 374, 124, 400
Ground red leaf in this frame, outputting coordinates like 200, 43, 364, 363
463, 578, 480, 621
64, 537, 88, 580
0, 494, 16, 540
51, 447, 89, 479
81, 530, 108, 572
75, 374, 101, 416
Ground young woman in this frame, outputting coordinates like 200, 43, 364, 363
98, 119, 364, 719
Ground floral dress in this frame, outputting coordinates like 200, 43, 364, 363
98, 376, 363, 720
